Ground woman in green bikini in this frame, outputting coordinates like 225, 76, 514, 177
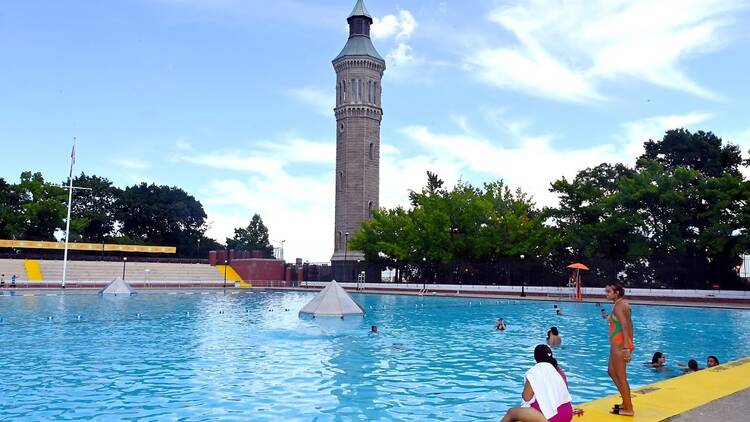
606, 283, 634, 417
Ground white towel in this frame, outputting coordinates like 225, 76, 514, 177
523, 362, 572, 419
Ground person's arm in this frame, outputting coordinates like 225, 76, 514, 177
522, 379, 534, 401
615, 302, 633, 361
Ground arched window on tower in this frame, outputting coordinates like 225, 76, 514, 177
337, 231, 343, 249
368, 142, 374, 160
351, 79, 356, 102
368, 80, 373, 103
368, 201, 374, 218
342, 81, 346, 102
337, 171, 344, 191
373, 82, 378, 105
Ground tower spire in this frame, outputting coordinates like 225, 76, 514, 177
349, 0, 372, 19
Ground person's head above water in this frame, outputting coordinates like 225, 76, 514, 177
370, 325, 377, 333
550, 327, 559, 336
651, 351, 666, 366
534, 344, 559, 368
707, 356, 719, 367
688, 359, 699, 371
605, 283, 625, 300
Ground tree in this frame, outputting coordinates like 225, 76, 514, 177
0, 178, 23, 239
116, 183, 209, 257
226, 213, 274, 257
641, 129, 742, 177
67, 173, 122, 242
16, 171, 67, 241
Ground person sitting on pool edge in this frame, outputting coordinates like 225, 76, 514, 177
500, 344, 573, 422
495, 318, 507, 331
547, 327, 562, 346
707, 355, 720, 368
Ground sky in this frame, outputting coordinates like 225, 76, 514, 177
2, 0, 750, 262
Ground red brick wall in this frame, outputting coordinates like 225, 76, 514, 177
231, 259, 285, 282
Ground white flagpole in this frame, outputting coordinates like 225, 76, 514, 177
62, 139, 75, 288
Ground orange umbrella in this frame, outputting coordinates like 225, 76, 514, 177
567, 263, 590, 271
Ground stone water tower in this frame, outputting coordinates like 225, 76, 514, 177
330, 0, 385, 281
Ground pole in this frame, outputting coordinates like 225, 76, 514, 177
122, 257, 127, 280
224, 259, 228, 288
344, 232, 349, 282
61, 139, 76, 289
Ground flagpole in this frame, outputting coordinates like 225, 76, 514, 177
62, 139, 75, 289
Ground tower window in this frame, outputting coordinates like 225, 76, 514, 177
337, 171, 344, 191
368, 142, 374, 160
368, 201, 374, 218
337, 231, 343, 249
342, 81, 346, 101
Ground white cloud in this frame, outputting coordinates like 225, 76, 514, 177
372, 10, 418, 72
176, 138, 193, 151
467, 0, 748, 102
620, 112, 714, 157
287, 87, 334, 117
178, 138, 335, 261
114, 159, 149, 170
398, 111, 715, 207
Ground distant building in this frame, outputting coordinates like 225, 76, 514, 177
331, 0, 385, 282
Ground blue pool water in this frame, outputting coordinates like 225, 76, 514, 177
1, 291, 749, 421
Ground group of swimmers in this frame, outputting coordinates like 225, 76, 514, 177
648, 351, 720, 373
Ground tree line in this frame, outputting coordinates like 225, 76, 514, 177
0, 173, 273, 258
350, 129, 750, 289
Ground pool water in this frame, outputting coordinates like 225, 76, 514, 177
1, 291, 748, 421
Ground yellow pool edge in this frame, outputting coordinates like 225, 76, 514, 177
578, 356, 750, 421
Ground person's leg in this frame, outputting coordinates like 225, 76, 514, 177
500, 407, 547, 422
611, 348, 634, 415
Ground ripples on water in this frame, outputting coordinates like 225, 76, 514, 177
1, 291, 748, 421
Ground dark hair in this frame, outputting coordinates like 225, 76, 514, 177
607, 283, 625, 297
651, 352, 664, 364
708, 355, 719, 365
688, 359, 698, 371
550, 326, 559, 336
534, 344, 558, 368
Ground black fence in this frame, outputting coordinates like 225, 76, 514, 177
304, 256, 750, 290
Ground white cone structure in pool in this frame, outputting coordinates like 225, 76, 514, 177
299, 280, 364, 318
99, 278, 137, 295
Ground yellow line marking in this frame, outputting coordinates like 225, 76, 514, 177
578, 357, 750, 421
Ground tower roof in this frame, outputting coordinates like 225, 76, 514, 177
335, 0, 384, 63
334, 36, 384, 62
349, 0, 372, 19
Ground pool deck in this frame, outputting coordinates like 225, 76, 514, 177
577, 356, 750, 421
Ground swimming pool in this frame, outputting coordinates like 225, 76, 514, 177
1, 291, 748, 420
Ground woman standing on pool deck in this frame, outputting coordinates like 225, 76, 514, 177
606, 283, 634, 417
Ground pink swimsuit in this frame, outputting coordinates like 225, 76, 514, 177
529, 367, 573, 422
531, 401, 573, 422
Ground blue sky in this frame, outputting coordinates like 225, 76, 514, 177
2, 0, 750, 261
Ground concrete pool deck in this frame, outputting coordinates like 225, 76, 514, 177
577, 356, 750, 421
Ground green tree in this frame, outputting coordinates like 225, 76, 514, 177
641, 129, 743, 177
116, 183, 209, 257
67, 173, 122, 242
0, 178, 24, 239
226, 213, 274, 257
16, 171, 67, 241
